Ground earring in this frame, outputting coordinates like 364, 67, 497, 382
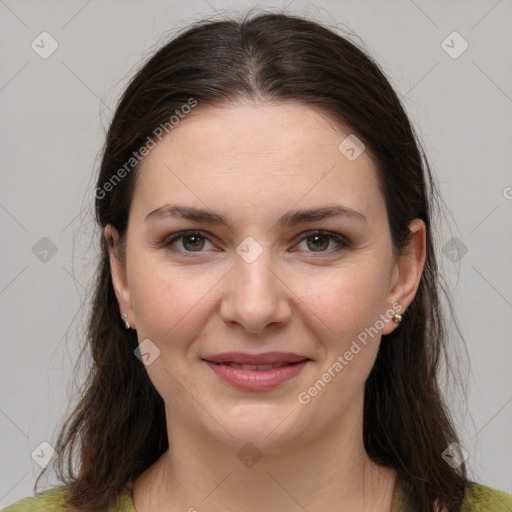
392, 313, 402, 325
121, 312, 131, 330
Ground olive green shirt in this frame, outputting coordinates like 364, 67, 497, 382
3, 480, 512, 511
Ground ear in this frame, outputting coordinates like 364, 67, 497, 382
381, 218, 426, 335
104, 224, 135, 329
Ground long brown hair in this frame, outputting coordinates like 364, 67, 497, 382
36, 9, 471, 511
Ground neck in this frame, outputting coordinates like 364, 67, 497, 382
133, 399, 397, 512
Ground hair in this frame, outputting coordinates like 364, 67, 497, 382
36, 9, 471, 512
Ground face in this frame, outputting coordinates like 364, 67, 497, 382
108, 101, 425, 453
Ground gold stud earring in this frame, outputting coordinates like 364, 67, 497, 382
392, 313, 402, 325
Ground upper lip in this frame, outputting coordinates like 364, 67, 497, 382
203, 352, 310, 365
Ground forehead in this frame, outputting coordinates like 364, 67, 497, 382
132, 102, 385, 229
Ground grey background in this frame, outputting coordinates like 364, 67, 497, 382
1, 0, 511, 507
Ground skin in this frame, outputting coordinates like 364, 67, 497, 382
106, 101, 426, 512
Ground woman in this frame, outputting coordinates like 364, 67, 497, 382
4, 10, 512, 512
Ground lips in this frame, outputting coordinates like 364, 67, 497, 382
202, 351, 310, 366
219, 362, 290, 371
202, 352, 312, 390
204, 358, 310, 391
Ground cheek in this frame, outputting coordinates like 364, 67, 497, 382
294, 263, 389, 343
127, 251, 223, 345
127, 259, 219, 405
292, 264, 390, 397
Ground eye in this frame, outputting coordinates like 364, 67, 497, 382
164, 230, 215, 254
293, 230, 349, 253
161, 229, 349, 256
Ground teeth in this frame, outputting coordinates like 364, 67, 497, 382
225, 362, 289, 370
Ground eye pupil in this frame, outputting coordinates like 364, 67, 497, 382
307, 234, 329, 251
183, 235, 204, 251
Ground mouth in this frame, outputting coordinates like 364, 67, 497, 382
201, 352, 311, 391
207, 361, 301, 371
202, 351, 310, 366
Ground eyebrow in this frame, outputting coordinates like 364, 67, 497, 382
145, 203, 367, 229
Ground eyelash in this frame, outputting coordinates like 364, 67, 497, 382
161, 229, 350, 257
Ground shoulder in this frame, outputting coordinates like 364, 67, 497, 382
462, 482, 512, 511
1, 486, 72, 512
1, 483, 136, 512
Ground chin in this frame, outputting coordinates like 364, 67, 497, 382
205, 408, 308, 454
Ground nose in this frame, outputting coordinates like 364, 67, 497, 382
219, 248, 292, 334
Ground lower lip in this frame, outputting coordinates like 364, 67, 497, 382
204, 360, 309, 391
